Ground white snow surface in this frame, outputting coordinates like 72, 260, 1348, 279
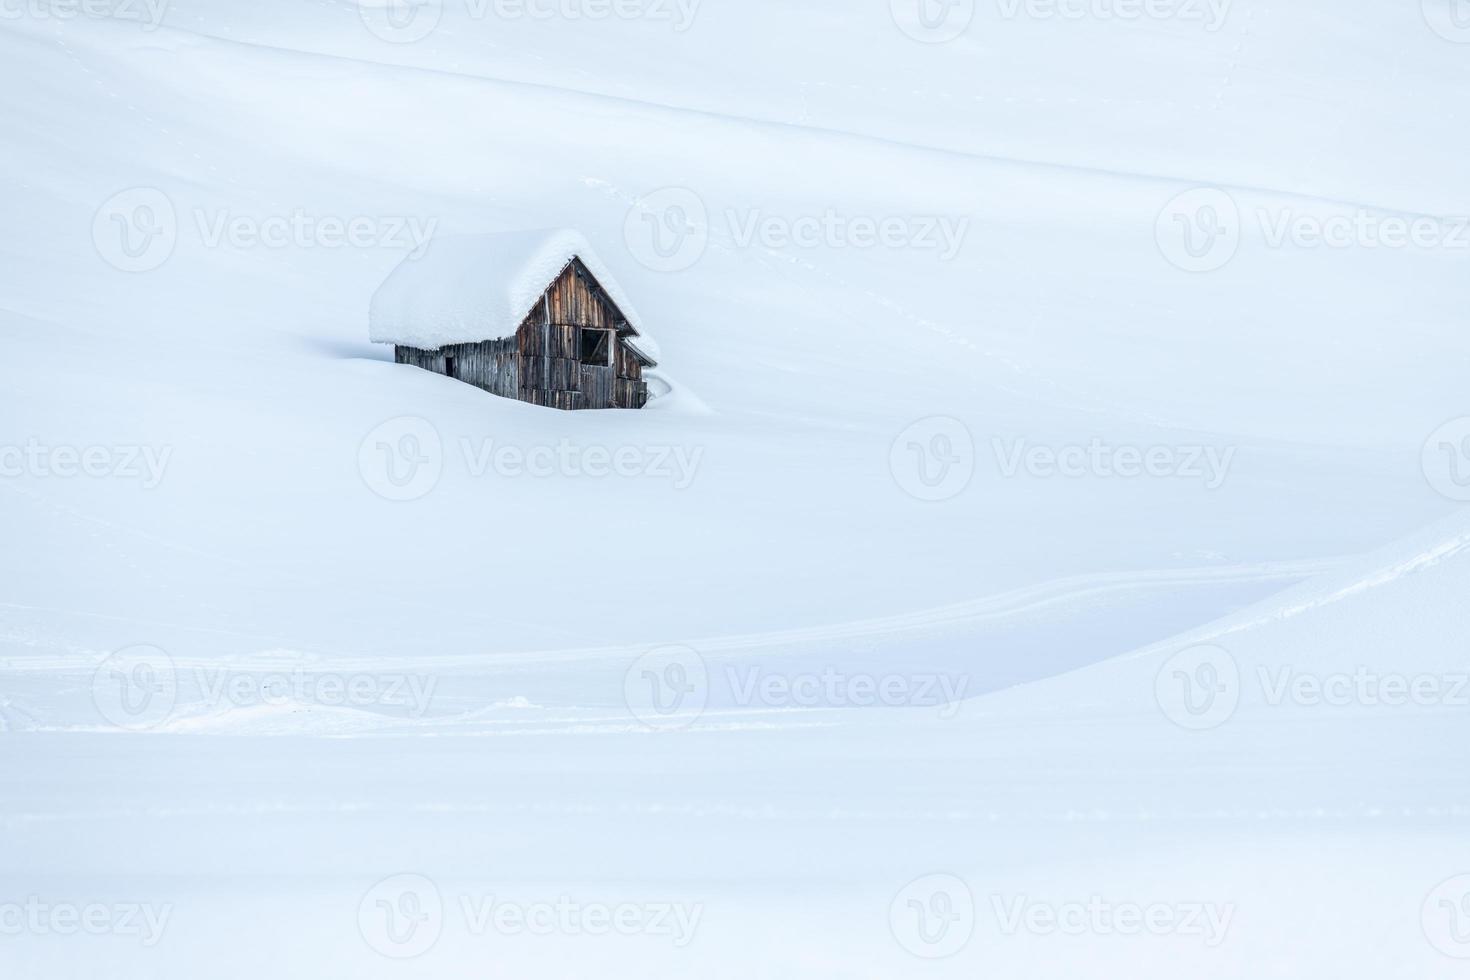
368, 228, 658, 359
2, 1, 1468, 977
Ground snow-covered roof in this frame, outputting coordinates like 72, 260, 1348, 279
369, 229, 658, 362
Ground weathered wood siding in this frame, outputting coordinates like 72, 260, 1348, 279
395, 258, 652, 411
612, 338, 648, 409
581, 364, 614, 409
544, 259, 619, 331
614, 344, 644, 382
395, 337, 518, 399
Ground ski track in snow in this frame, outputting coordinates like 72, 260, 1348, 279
0, 555, 1340, 674
1113, 522, 1470, 663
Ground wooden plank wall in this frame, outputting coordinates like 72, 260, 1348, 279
395, 338, 518, 398
581, 365, 614, 409
614, 345, 644, 382
544, 259, 615, 330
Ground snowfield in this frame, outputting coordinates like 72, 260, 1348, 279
2, 0, 1469, 977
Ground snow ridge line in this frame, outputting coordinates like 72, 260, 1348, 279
33, 14, 1463, 221
0, 558, 1335, 673
1111, 521, 1470, 665
211, 557, 1344, 670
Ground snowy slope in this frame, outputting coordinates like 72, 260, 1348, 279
4, 476, 1468, 979
2, 3, 1465, 658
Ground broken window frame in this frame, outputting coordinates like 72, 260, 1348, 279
578, 328, 613, 367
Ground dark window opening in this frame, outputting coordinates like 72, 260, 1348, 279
444, 356, 457, 378
578, 329, 611, 366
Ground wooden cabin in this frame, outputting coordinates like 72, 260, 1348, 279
370, 230, 659, 410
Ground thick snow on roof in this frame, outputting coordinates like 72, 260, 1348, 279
369, 229, 658, 361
